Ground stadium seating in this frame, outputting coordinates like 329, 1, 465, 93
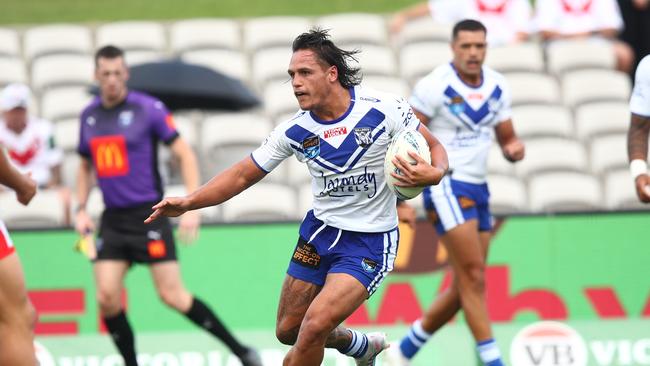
0, 28, 20, 57
31, 54, 94, 92
181, 49, 250, 83
60, 151, 79, 189
244, 17, 312, 51
200, 113, 273, 177
0, 188, 67, 228
399, 42, 451, 84
574, 101, 629, 141
505, 72, 562, 106
263, 81, 298, 119
561, 69, 631, 108
53, 118, 81, 152
528, 172, 602, 212
252, 47, 292, 89
351, 45, 397, 77
589, 133, 628, 176
486, 43, 545, 74
316, 13, 388, 48
96, 21, 166, 52
40, 87, 92, 122
0, 15, 641, 227
546, 39, 616, 75
604, 169, 646, 210
222, 182, 298, 222
0, 57, 27, 86
515, 138, 588, 178
23, 24, 93, 61
511, 104, 574, 139
395, 17, 451, 47
170, 19, 241, 52
487, 174, 528, 214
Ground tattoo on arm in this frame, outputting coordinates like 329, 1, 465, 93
627, 114, 650, 162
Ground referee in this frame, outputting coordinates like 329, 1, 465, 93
74, 45, 261, 366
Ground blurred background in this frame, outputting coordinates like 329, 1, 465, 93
1, 0, 649, 365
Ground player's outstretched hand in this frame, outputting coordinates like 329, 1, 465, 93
391, 151, 445, 187
178, 210, 200, 245
145, 197, 190, 224
16, 172, 37, 206
634, 174, 650, 203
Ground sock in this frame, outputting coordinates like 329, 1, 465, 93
477, 338, 505, 366
399, 319, 433, 359
341, 329, 369, 358
184, 297, 248, 357
104, 311, 138, 366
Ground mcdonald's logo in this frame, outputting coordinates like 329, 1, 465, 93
90, 135, 129, 178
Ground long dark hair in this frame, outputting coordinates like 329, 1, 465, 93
292, 28, 362, 88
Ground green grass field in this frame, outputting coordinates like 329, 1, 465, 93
1, 0, 421, 25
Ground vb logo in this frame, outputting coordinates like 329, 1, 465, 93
510, 321, 588, 366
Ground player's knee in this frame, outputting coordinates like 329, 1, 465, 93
96, 289, 122, 316
297, 315, 335, 346
459, 261, 485, 292
276, 325, 298, 346
157, 286, 187, 311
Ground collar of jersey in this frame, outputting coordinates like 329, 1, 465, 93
99, 90, 131, 111
450, 62, 485, 89
309, 87, 356, 125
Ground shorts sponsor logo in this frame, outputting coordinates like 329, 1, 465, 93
323, 126, 347, 139
292, 242, 321, 269
458, 196, 476, 209
510, 321, 588, 366
302, 135, 320, 159
361, 258, 377, 273
90, 135, 129, 177
353, 127, 373, 148
148, 240, 167, 258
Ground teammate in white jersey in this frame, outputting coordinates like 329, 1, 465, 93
145, 28, 448, 366
384, 20, 524, 366
627, 54, 650, 203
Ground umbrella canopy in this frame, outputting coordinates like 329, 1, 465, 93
125, 60, 260, 111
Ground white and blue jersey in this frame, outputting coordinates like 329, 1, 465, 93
630, 55, 650, 118
252, 85, 420, 233
252, 85, 420, 295
410, 63, 512, 234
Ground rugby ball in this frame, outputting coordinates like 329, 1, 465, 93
384, 129, 431, 200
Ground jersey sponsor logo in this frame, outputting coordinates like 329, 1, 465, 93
449, 95, 466, 115
302, 135, 320, 159
147, 240, 167, 258
90, 135, 129, 177
323, 126, 347, 139
360, 96, 381, 103
291, 241, 321, 269
353, 127, 373, 148
319, 166, 378, 198
361, 258, 378, 273
487, 97, 501, 113
119, 110, 134, 127
468, 93, 484, 100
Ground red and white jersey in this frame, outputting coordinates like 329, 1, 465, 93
0, 117, 63, 187
630, 55, 650, 118
0, 220, 15, 260
534, 0, 623, 35
428, 0, 532, 45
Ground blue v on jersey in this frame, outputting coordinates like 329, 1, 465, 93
410, 63, 512, 184
252, 86, 421, 232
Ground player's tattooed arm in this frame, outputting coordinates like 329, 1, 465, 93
627, 113, 650, 162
